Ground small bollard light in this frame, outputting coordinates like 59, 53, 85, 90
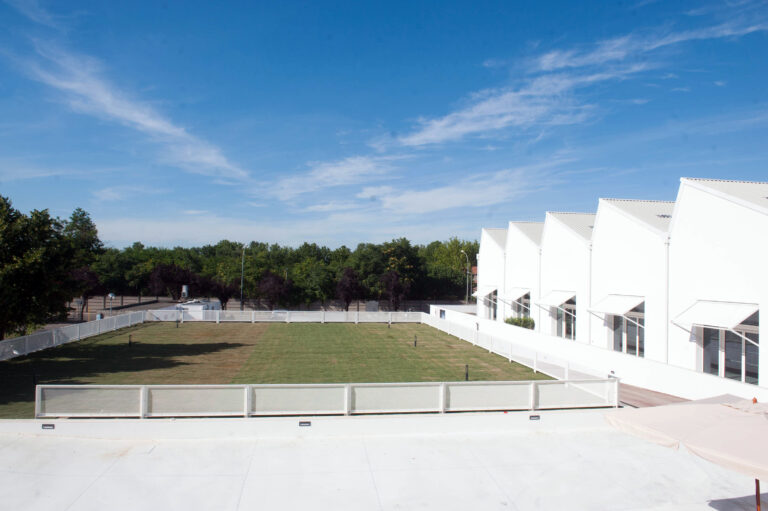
465, 364, 469, 381
414, 335, 417, 348
175, 320, 179, 329
128, 334, 132, 347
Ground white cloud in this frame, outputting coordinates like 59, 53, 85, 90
183, 209, 208, 215
271, 155, 398, 201
532, 20, 768, 72
93, 185, 166, 202
356, 186, 394, 199
714, 80, 727, 87
302, 201, 360, 212
4, 0, 65, 30
22, 43, 248, 181
398, 65, 647, 147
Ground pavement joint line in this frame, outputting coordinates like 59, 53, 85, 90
362, 438, 385, 511
234, 439, 259, 511
63, 446, 123, 511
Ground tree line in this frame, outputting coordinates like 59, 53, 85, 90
0, 196, 477, 339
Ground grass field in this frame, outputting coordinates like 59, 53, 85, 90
0, 322, 549, 418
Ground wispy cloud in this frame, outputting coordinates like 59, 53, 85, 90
93, 185, 166, 202
397, 65, 647, 147
302, 201, 361, 213
396, 11, 767, 148
271, 155, 399, 201
4, 0, 66, 30
366, 160, 569, 214
532, 19, 768, 72
20, 42, 248, 181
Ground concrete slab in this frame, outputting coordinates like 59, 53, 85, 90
0, 410, 761, 510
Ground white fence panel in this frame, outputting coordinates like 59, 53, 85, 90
252, 384, 346, 415
446, 381, 533, 411
0, 311, 146, 361
38, 386, 141, 417
351, 383, 441, 413
148, 386, 245, 417
36, 379, 618, 418
324, 311, 356, 323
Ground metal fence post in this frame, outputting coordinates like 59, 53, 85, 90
388, 312, 392, 326
286, 311, 291, 323
34, 385, 42, 418
251, 311, 255, 324
180, 311, 184, 324
244, 385, 252, 418
439, 383, 447, 413
139, 386, 148, 419
355, 311, 359, 324
613, 378, 620, 408
344, 384, 352, 415
216, 310, 220, 324
322, 310, 325, 324
530, 382, 537, 410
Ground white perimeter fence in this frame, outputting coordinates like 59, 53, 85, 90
35, 379, 619, 418
0, 311, 146, 362
144, 309, 423, 324
421, 314, 603, 381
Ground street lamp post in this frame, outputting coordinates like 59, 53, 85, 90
459, 250, 470, 303
240, 246, 245, 311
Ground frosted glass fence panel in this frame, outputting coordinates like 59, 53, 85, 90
535, 380, 617, 409
38, 386, 140, 417
36, 379, 617, 418
148, 386, 245, 417
446, 382, 532, 411
351, 383, 441, 413
252, 385, 346, 415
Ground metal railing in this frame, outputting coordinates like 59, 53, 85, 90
0, 311, 146, 361
35, 378, 619, 418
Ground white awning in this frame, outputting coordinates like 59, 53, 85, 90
536, 290, 575, 308
673, 300, 758, 330
500, 287, 530, 302
589, 294, 645, 316
471, 286, 496, 298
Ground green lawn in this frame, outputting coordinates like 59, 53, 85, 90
0, 322, 549, 418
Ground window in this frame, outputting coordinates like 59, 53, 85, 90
700, 312, 759, 385
439, 309, 445, 319
513, 293, 531, 319
487, 290, 498, 320
609, 303, 644, 357
555, 298, 576, 340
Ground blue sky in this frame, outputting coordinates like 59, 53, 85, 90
1, 0, 767, 248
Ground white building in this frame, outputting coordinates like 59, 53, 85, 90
589, 199, 674, 362
537, 212, 595, 343
475, 228, 507, 320
502, 221, 544, 327
476, 177, 766, 390
668, 178, 766, 386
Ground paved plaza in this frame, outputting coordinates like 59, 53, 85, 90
0, 410, 760, 510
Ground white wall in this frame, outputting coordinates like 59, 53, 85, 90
669, 182, 768, 385
503, 222, 542, 327
590, 201, 669, 362
429, 306, 768, 401
476, 228, 506, 320
539, 214, 591, 342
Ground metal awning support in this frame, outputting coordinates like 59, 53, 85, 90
588, 294, 646, 330
534, 290, 576, 319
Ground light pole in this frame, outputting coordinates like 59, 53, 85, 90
240, 246, 245, 311
460, 250, 470, 303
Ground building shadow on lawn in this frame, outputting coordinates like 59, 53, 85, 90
0, 341, 247, 408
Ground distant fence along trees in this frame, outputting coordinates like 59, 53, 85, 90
0, 195, 478, 335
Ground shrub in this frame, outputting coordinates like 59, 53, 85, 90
504, 316, 535, 329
